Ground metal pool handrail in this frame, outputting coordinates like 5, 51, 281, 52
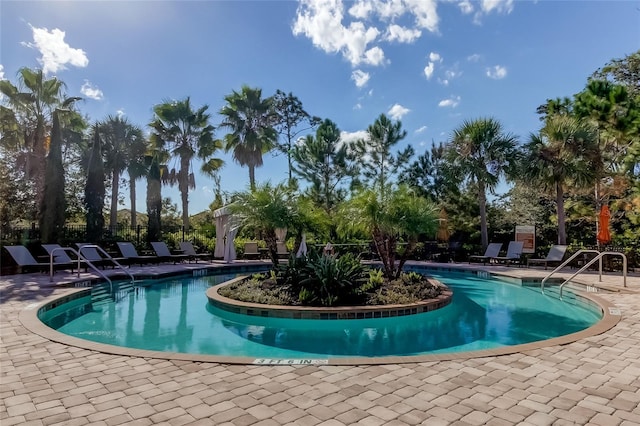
541, 249, 600, 294
541, 249, 628, 296
559, 251, 627, 300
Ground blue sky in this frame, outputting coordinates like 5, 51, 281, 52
1, 0, 639, 215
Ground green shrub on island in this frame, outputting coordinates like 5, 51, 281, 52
218, 253, 444, 307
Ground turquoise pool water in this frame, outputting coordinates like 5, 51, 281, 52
40, 269, 601, 359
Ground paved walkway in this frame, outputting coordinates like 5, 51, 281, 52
2, 261, 640, 425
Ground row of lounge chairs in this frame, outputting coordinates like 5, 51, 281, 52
3, 241, 212, 274
469, 242, 568, 268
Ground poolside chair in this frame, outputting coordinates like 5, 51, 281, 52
116, 242, 159, 265
492, 241, 524, 266
179, 241, 212, 263
41, 244, 87, 272
75, 243, 129, 268
4, 245, 76, 274
527, 245, 568, 270
243, 242, 261, 260
468, 243, 503, 264
150, 242, 189, 264
276, 242, 289, 259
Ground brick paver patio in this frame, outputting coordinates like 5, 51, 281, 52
1, 261, 639, 425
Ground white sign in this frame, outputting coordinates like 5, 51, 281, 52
515, 225, 536, 254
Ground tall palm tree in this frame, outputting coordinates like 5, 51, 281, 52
0, 67, 80, 216
98, 115, 145, 229
39, 110, 66, 243
520, 115, 597, 245
149, 98, 223, 229
219, 86, 277, 191
126, 141, 150, 229
84, 127, 106, 242
145, 144, 170, 243
446, 117, 519, 249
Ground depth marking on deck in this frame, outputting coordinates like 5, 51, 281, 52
253, 359, 329, 365
608, 307, 621, 316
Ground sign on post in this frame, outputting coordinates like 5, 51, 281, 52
515, 225, 535, 254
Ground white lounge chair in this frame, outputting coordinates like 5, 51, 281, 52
492, 241, 524, 266
527, 245, 568, 269
468, 243, 503, 264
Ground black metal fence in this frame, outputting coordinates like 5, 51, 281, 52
0, 223, 217, 252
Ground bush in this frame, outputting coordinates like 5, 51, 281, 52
221, 254, 444, 307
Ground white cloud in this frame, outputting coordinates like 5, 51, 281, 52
467, 53, 481, 62
424, 62, 435, 80
364, 46, 386, 66
405, 0, 439, 33
354, 103, 362, 110
292, 0, 382, 67
368, 89, 374, 97
80, 80, 104, 100
481, 0, 514, 14
424, 52, 442, 80
415, 125, 427, 134
0, 64, 4, 80
385, 24, 421, 43
116, 109, 126, 118
458, 1, 474, 14
348, 0, 373, 19
429, 52, 442, 63
22, 25, 88, 74
486, 65, 507, 79
439, 69, 461, 86
293, 0, 441, 67
340, 130, 368, 145
351, 69, 370, 87
471, 0, 514, 24
438, 96, 461, 108
388, 103, 410, 120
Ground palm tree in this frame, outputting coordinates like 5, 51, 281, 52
145, 145, 170, 243
446, 117, 519, 249
520, 115, 598, 245
39, 110, 66, 243
125, 138, 150, 229
339, 185, 438, 279
98, 115, 145, 229
0, 67, 80, 216
149, 98, 223, 229
84, 127, 106, 242
229, 182, 299, 267
219, 86, 277, 191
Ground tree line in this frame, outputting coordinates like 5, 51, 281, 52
0, 50, 638, 254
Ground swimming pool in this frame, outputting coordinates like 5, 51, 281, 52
37, 267, 604, 362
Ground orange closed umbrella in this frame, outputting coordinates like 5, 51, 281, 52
597, 205, 611, 245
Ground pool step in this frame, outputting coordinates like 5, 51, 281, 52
91, 280, 136, 305
542, 279, 608, 301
